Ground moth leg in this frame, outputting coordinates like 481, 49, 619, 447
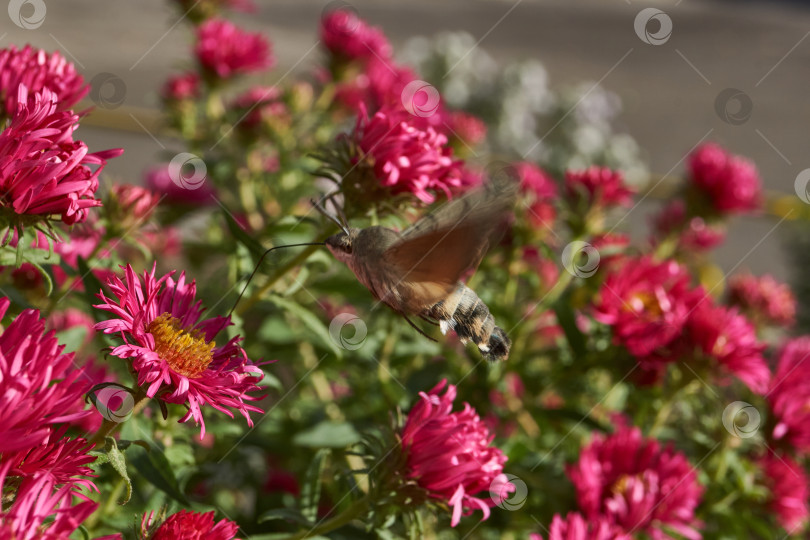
402, 314, 439, 342
419, 315, 440, 326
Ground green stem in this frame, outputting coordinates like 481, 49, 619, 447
285, 495, 370, 540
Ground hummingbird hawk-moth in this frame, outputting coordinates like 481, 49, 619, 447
324, 177, 517, 362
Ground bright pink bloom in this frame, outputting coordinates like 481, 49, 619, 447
565, 166, 633, 208
334, 56, 419, 115
686, 302, 769, 394
0, 45, 88, 116
688, 143, 761, 214
353, 106, 464, 203
770, 338, 810, 454
143, 509, 239, 540
110, 184, 161, 224
0, 297, 91, 454
446, 111, 487, 147
162, 72, 200, 101
400, 379, 512, 527
516, 161, 558, 232
595, 256, 702, 358
195, 18, 273, 78
567, 423, 703, 539
538, 512, 631, 540
0, 466, 98, 540
653, 200, 725, 251
727, 273, 796, 327
759, 453, 809, 532
145, 164, 216, 205
0, 85, 122, 226
3, 427, 95, 491
93, 264, 265, 438
320, 10, 392, 61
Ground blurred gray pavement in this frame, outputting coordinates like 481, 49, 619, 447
8, 0, 810, 280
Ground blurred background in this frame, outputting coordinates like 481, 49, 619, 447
10, 0, 810, 281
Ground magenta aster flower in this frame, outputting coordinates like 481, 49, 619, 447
759, 453, 809, 533
653, 200, 725, 251
162, 72, 200, 101
770, 338, 810, 454
400, 379, 512, 527
0, 45, 88, 116
727, 273, 796, 327
564, 166, 633, 208
232, 85, 287, 129
321, 9, 392, 62
195, 18, 273, 78
446, 111, 487, 147
567, 423, 703, 539
0, 85, 122, 227
352, 106, 465, 203
145, 164, 216, 206
516, 161, 558, 232
686, 302, 770, 394
594, 256, 702, 358
688, 143, 761, 214
142, 509, 239, 540
536, 512, 631, 540
0, 297, 91, 453
0, 467, 98, 540
93, 264, 265, 437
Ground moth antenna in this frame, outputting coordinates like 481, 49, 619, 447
311, 196, 349, 235
229, 242, 326, 317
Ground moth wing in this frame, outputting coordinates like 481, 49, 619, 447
383, 177, 518, 306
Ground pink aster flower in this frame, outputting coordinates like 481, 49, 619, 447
686, 302, 770, 394
108, 184, 161, 226
688, 143, 762, 214
232, 85, 287, 129
653, 200, 725, 251
0, 297, 91, 453
536, 512, 631, 540
400, 379, 512, 527
516, 161, 558, 233
759, 452, 809, 533
353, 106, 464, 203
320, 9, 392, 62
93, 264, 265, 438
0, 467, 98, 540
0, 85, 122, 227
145, 164, 216, 206
567, 423, 703, 539
162, 72, 200, 101
770, 338, 810, 453
564, 166, 633, 208
594, 256, 703, 359
195, 18, 273, 78
446, 111, 487, 147
142, 509, 239, 540
0, 45, 88, 116
727, 273, 796, 327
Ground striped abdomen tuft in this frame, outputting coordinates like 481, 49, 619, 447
423, 283, 510, 362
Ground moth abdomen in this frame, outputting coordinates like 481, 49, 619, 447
424, 284, 511, 362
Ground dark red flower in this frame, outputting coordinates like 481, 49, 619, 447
688, 143, 761, 214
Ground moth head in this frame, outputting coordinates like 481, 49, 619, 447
325, 228, 359, 263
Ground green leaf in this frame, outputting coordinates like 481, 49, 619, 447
258, 508, 313, 526
553, 295, 586, 358
129, 444, 190, 505
76, 256, 106, 323
222, 208, 265, 260
55, 326, 89, 354
300, 448, 330, 523
0, 245, 61, 267
294, 421, 361, 448
267, 295, 342, 358
93, 437, 132, 505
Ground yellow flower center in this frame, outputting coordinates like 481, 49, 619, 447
147, 313, 215, 378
